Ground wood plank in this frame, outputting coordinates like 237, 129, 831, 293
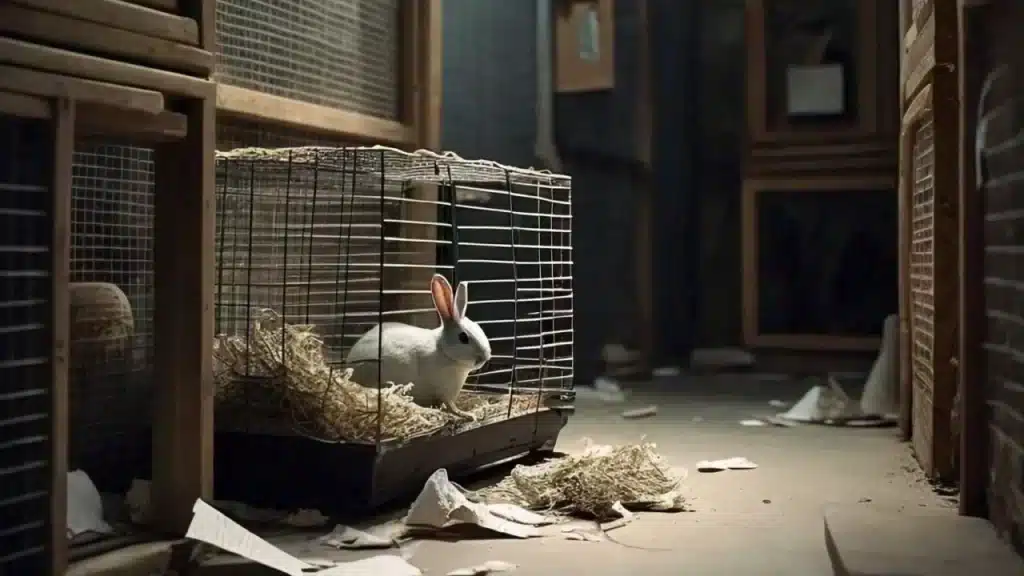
151, 97, 215, 534
77, 105, 188, 142
127, 0, 179, 12
0, 90, 50, 118
0, 5, 213, 76
49, 97, 74, 576
957, 0, 987, 517
12, 0, 198, 45
0, 37, 214, 99
927, 0, 960, 482
903, 11, 936, 101
216, 84, 414, 145
0, 65, 164, 114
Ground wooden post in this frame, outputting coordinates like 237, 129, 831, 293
957, 0, 987, 518
150, 0, 215, 534
50, 97, 73, 576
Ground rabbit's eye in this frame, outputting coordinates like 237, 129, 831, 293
458, 332, 469, 344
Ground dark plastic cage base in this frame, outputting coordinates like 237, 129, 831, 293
212, 407, 573, 517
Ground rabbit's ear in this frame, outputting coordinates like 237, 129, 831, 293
454, 281, 468, 320
430, 274, 455, 322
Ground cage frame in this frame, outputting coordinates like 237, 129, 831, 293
209, 145, 575, 515
0, 1, 220, 573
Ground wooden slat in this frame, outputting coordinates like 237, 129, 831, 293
215, 84, 414, 145
0, 65, 164, 114
77, 106, 188, 142
49, 97, 74, 576
12, 0, 198, 45
0, 5, 213, 76
128, 0, 179, 12
151, 97, 215, 534
0, 37, 214, 99
0, 90, 51, 119
903, 10, 936, 101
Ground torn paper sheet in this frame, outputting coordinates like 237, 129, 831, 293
739, 419, 766, 427
621, 405, 657, 419
768, 399, 789, 408
446, 560, 518, 576
319, 525, 396, 550
561, 526, 603, 542
696, 457, 758, 473
601, 502, 636, 532
186, 499, 420, 576
405, 470, 544, 538
575, 377, 626, 403
67, 470, 113, 538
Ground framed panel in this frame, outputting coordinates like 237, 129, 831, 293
554, 0, 615, 93
741, 175, 896, 351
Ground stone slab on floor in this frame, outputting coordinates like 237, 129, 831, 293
825, 505, 1024, 576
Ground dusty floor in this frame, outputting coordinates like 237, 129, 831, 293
300, 374, 956, 575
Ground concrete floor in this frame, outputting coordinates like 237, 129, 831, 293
79, 373, 956, 575
259, 374, 952, 575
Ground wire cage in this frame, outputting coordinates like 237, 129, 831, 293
211, 145, 575, 513
0, 115, 54, 574
66, 141, 155, 501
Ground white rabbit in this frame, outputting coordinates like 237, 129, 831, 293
345, 273, 492, 420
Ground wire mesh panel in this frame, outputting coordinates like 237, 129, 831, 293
0, 115, 52, 573
910, 114, 936, 473
212, 146, 574, 448
215, 0, 402, 120
67, 141, 155, 496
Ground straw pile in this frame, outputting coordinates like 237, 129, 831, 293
473, 439, 687, 519
213, 308, 540, 442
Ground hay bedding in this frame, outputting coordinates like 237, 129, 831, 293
473, 440, 687, 519
213, 308, 540, 442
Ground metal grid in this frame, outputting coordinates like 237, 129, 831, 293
67, 141, 155, 495
0, 115, 52, 573
215, 0, 402, 120
910, 115, 936, 471
213, 145, 573, 443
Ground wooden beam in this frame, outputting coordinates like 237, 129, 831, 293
151, 96, 215, 534
0, 90, 51, 119
902, 11, 936, 102
49, 97, 74, 576
0, 65, 164, 114
12, 0, 199, 45
128, 0, 179, 12
957, 0, 988, 518
216, 84, 414, 145
77, 106, 188, 142
747, 334, 881, 352
0, 4, 214, 76
0, 37, 214, 99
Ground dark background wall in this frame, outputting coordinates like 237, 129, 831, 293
441, 0, 733, 382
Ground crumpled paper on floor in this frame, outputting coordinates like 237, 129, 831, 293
446, 560, 518, 576
404, 469, 553, 538
319, 524, 397, 549
696, 457, 758, 473
185, 499, 421, 576
67, 470, 113, 538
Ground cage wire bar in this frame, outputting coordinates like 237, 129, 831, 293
0, 115, 52, 574
212, 146, 573, 452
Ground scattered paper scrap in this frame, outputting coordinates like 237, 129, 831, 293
621, 405, 657, 419
319, 525, 396, 549
185, 499, 421, 576
768, 399, 788, 408
446, 560, 518, 576
405, 469, 545, 538
696, 457, 758, 473
653, 366, 680, 377
739, 419, 766, 427
601, 502, 636, 532
576, 377, 627, 403
562, 528, 602, 542
67, 470, 112, 538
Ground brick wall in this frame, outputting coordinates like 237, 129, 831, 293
978, 0, 1024, 555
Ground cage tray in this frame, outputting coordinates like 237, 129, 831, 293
213, 407, 573, 516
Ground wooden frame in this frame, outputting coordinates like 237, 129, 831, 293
554, 0, 615, 93
956, 0, 990, 517
0, 1, 216, 569
741, 175, 894, 351
898, 0, 959, 482
745, 0, 879, 144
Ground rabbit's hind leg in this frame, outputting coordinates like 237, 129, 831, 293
443, 400, 476, 421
